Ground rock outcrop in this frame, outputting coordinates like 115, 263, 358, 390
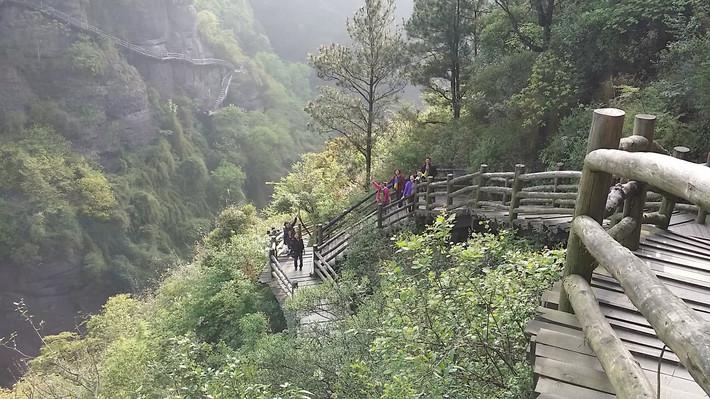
0, 0, 230, 386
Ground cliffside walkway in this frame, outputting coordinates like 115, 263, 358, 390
269, 109, 710, 397
1, 0, 239, 111
263, 229, 336, 328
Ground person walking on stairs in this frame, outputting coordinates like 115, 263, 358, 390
291, 231, 305, 271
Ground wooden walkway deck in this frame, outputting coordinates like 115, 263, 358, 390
527, 214, 710, 398
261, 240, 336, 327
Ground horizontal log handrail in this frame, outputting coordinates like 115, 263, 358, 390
270, 254, 294, 296
517, 191, 577, 200
518, 171, 582, 181
522, 184, 577, 192
586, 150, 710, 211
562, 274, 655, 399
450, 172, 481, 185
572, 216, 710, 395
482, 172, 515, 178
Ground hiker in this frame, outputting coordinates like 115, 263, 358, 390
291, 231, 305, 271
372, 180, 391, 206
403, 174, 416, 210
419, 157, 438, 179
283, 217, 297, 250
388, 169, 406, 204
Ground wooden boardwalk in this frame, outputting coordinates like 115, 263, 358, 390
527, 214, 710, 398
287, 110, 710, 397
261, 238, 337, 327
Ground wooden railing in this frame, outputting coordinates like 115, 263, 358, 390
267, 231, 296, 297
379, 166, 581, 230
557, 109, 710, 398
263, 110, 710, 397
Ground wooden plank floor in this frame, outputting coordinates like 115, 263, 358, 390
528, 215, 710, 398
261, 242, 337, 327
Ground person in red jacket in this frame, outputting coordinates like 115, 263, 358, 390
371, 180, 391, 206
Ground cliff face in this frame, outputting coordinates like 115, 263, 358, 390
0, 0, 234, 386
0, 0, 229, 155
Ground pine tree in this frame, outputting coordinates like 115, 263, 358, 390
407, 0, 487, 119
306, 0, 407, 187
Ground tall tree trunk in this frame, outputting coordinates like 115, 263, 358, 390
451, 0, 462, 119
366, 73, 375, 188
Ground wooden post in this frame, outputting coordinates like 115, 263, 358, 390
377, 204, 383, 228
553, 162, 563, 207
559, 108, 625, 313
412, 180, 419, 212
508, 164, 526, 223
697, 152, 710, 224
445, 173, 454, 209
472, 163, 488, 209
657, 146, 690, 229
315, 224, 323, 246
621, 114, 656, 249
501, 177, 509, 205
425, 176, 434, 212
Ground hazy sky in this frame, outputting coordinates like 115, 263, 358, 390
250, 0, 415, 61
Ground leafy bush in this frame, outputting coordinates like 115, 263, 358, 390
68, 36, 107, 76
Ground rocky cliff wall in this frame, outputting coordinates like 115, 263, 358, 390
0, 0, 229, 386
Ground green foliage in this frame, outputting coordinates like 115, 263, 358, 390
511, 53, 579, 128
540, 106, 593, 169
211, 161, 246, 205
0, 126, 117, 265
407, 0, 486, 117
4, 206, 287, 398
267, 139, 364, 224
67, 36, 107, 76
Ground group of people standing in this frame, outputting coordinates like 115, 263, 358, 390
371, 157, 438, 207
282, 218, 305, 271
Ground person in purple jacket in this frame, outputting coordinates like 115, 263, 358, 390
402, 174, 416, 209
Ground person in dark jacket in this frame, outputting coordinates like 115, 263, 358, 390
283, 217, 297, 251
388, 169, 406, 204
419, 157, 437, 179
291, 231, 305, 271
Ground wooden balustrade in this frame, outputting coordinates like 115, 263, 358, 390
697, 152, 710, 224
556, 108, 710, 397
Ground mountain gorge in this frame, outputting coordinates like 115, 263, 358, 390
0, 0, 319, 385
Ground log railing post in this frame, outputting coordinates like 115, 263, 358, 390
621, 114, 656, 250
472, 163, 488, 209
412, 180, 419, 212
377, 204, 384, 228
696, 152, 710, 224
657, 146, 690, 229
553, 162, 563, 207
501, 177, 510, 205
315, 224, 323, 246
508, 164, 526, 223
445, 173, 454, 209
425, 176, 434, 212
559, 108, 626, 313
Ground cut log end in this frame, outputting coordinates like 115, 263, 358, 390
595, 108, 626, 117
